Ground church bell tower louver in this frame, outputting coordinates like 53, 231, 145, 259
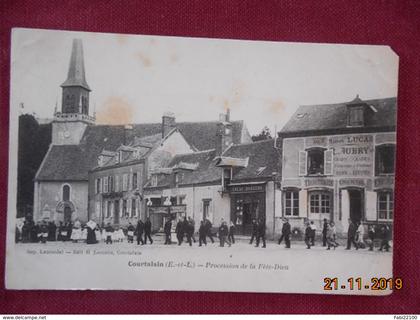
52, 39, 95, 145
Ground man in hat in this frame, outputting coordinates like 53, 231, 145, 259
164, 218, 172, 245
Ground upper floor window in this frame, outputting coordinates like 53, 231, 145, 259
110, 176, 115, 192
95, 178, 101, 194
62, 185, 70, 201
375, 145, 395, 175
348, 106, 365, 127
299, 148, 333, 176
377, 191, 393, 220
307, 149, 324, 175
132, 172, 138, 190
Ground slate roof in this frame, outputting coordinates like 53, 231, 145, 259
281, 97, 397, 135
147, 149, 220, 188
61, 39, 90, 91
35, 120, 249, 181
146, 139, 281, 189
222, 139, 281, 181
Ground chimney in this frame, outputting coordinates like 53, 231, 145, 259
124, 124, 134, 145
215, 110, 233, 156
162, 112, 176, 138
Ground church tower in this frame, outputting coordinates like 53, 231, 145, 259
52, 39, 95, 145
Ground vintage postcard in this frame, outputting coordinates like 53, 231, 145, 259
6, 28, 399, 294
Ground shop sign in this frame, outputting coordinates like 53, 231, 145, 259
329, 134, 374, 177
339, 178, 367, 187
374, 177, 394, 189
304, 178, 334, 187
228, 184, 265, 194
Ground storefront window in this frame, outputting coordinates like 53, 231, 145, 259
378, 191, 393, 220
309, 191, 331, 214
284, 190, 299, 216
375, 145, 395, 175
307, 149, 324, 175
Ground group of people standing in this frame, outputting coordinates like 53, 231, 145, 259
16, 215, 392, 252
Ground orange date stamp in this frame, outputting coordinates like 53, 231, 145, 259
323, 277, 403, 291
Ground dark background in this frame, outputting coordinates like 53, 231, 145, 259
0, 0, 419, 314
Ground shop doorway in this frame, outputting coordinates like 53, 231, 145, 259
348, 189, 364, 223
231, 193, 265, 235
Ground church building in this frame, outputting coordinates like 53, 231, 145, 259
33, 39, 252, 224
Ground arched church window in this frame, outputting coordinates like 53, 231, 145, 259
63, 185, 70, 201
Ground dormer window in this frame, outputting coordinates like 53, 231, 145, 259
348, 105, 365, 127
223, 168, 232, 188
151, 175, 158, 187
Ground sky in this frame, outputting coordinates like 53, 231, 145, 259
10, 28, 399, 135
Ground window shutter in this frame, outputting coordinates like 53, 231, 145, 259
341, 190, 349, 222
129, 174, 133, 190
298, 151, 307, 176
104, 177, 108, 193
120, 201, 124, 218
298, 189, 307, 217
324, 149, 333, 175
365, 191, 377, 221
110, 202, 114, 217
99, 178, 102, 193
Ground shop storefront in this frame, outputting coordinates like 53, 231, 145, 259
228, 182, 266, 235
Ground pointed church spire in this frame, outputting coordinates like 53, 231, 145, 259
61, 39, 91, 91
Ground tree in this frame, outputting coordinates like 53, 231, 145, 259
17, 114, 51, 218
251, 126, 272, 142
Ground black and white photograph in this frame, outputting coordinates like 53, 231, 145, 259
6, 28, 398, 294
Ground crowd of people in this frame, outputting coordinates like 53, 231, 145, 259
275, 218, 392, 252
15, 215, 391, 252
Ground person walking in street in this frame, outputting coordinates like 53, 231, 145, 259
304, 222, 312, 249
278, 218, 291, 248
185, 217, 194, 246
144, 217, 153, 244
105, 223, 114, 244
326, 222, 339, 250
322, 218, 328, 247
249, 219, 258, 245
47, 221, 57, 242
135, 219, 144, 245
356, 222, 366, 249
127, 222, 135, 243
218, 221, 230, 247
346, 219, 359, 250
379, 225, 391, 252
188, 217, 196, 243
39, 221, 48, 244
175, 218, 184, 245
255, 218, 266, 248
164, 218, 172, 245
204, 218, 215, 244
309, 221, 317, 246
368, 225, 376, 251
228, 221, 235, 244
198, 220, 207, 246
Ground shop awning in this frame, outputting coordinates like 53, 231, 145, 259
216, 156, 249, 168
